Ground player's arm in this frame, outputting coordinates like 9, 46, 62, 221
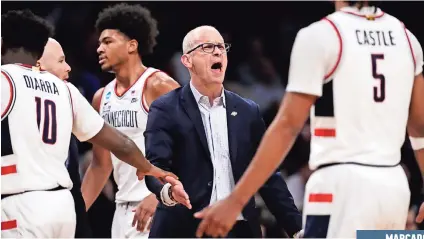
228, 22, 331, 207
408, 73, 424, 173
67, 83, 177, 182
406, 29, 424, 172
81, 88, 114, 210
144, 71, 181, 106
403, 29, 424, 223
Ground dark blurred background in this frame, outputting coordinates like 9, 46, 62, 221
2, 1, 424, 237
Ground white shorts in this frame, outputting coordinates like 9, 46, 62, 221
112, 201, 150, 238
1, 189, 76, 238
302, 163, 410, 238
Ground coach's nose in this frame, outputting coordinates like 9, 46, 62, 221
212, 48, 222, 57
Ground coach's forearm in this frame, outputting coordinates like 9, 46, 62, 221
145, 176, 165, 198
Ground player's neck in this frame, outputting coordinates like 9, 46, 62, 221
335, 1, 349, 11
2, 49, 38, 66
335, 1, 369, 11
114, 59, 147, 89
191, 79, 223, 103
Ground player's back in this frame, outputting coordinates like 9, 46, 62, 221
2, 64, 74, 195
309, 8, 416, 169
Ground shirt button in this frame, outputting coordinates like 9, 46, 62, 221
207, 181, 212, 187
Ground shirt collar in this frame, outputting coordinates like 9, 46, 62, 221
190, 81, 226, 107
340, 6, 384, 17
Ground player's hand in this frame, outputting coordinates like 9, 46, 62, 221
166, 176, 192, 209
194, 195, 243, 238
293, 229, 304, 238
132, 194, 158, 232
416, 202, 424, 223
137, 165, 178, 183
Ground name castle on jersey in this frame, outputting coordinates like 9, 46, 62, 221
101, 106, 139, 128
24, 75, 59, 95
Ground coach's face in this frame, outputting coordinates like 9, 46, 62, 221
182, 28, 228, 85
97, 29, 137, 71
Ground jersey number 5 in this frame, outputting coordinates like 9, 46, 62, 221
371, 54, 385, 102
35, 97, 57, 144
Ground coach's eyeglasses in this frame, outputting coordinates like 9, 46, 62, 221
186, 42, 231, 54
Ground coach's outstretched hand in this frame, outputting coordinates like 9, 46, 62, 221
136, 165, 178, 183
416, 202, 424, 223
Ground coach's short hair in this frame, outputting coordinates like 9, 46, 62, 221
95, 3, 159, 56
1, 9, 54, 59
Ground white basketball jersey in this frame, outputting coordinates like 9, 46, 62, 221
1, 63, 105, 195
99, 67, 159, 203
286, 7, 423, 170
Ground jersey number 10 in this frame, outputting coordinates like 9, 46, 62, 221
35, 97, 57, 144
371, 54, 386, 102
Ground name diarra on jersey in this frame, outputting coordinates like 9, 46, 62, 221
23, 75, 60, 95
355, 29, 396, 47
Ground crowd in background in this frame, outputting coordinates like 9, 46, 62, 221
2, 1, 424, 237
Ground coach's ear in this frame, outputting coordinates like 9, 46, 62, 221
181, 54, 192, 68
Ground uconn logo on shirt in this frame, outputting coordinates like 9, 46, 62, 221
101, 91, 139, 128
101, 110, 139, 128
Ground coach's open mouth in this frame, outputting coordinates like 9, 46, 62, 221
211, 62, 222, 72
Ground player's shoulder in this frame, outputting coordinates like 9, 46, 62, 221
1, 64, 15, 82
150, 83, 181, 108
92, 86, 106, 110
155, 85, 180, 102
146, 69, 180, 92
65, 81, 83, 96
93, 87, 106, 101
1, 64, 29, 78
295, 18, 336, 44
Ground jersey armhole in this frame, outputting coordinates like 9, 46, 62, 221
401, 23, 417, 74
1, 70, 17, 121
97, 88, 106, 113
322, 17, 343, 82
141, 70, 161, 114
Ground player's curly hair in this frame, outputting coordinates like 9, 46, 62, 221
95, 3, 159, 56
1, 9, 54, 59
347, 1, 380, 9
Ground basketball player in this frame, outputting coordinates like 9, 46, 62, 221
38, 38, 93, 238
194, 1, 424, 238
80, 3, 183, 238
1, 9, 177, 238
